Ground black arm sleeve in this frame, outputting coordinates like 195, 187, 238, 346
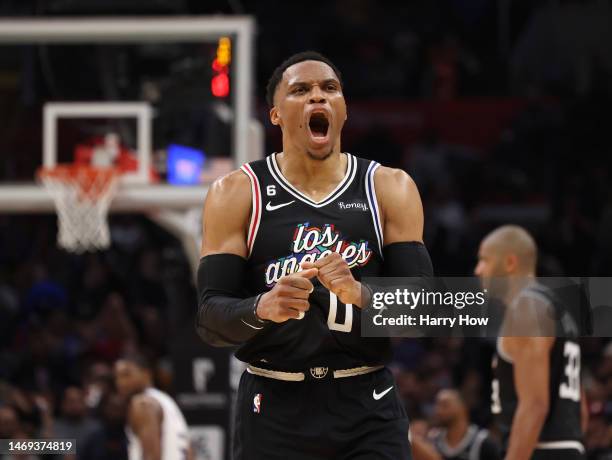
361, 242, 435, 337
361, 242, 434, 306
196, 254, 269, 347
381, 241, 434, 277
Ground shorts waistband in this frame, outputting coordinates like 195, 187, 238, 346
535, 441, 585, 454
246, 364, 384, 382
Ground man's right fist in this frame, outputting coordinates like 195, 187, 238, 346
256, 268, 317, 323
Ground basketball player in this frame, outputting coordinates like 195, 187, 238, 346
196, 51, 434, 459
114, 354, 193, 460
430, 389, 500, 460
474, 225, 585, 460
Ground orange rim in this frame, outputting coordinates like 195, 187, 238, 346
38, 165, 118, 199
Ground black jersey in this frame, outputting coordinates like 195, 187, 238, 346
431, 425, 501, 460
491, 283, 583, 449
235, 153, 390, 371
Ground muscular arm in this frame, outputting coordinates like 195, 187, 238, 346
374, 167, 433, 280
503, 335, 555, 460
196, 170, 261, 346
370, 166, 433, 296
374, 166, 424, 245
197, 169, 315, 345
128, 395, 163, 460
580, 388, 588, 434
201, 169, 250, 258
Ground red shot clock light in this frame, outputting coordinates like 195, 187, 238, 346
211, 37, 231, 98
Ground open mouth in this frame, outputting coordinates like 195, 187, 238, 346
308, 112, 330, 139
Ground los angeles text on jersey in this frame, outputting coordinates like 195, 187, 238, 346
264, 222, 372, 286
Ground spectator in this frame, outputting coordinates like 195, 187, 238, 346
50, 387, 100, 450
0, 405, 42, 460
89, 292, 136, 362
429, 389, 501, 460
82, 362, 114, 412
585, 414, 612, 460
78, 392, 128, 460
0, 405, 21, 439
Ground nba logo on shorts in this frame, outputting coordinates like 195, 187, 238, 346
253, 394, 262, 413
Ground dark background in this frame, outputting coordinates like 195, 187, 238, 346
0, 1, 610, 459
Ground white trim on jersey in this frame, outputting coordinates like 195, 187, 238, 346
496, 336, 514, 363
365, 161, 384, 255
536, 440, 585, 454
266, 153, 357, 208
240, 163, 262, 256
468, 428, 489, 460
435, 425, 478, 458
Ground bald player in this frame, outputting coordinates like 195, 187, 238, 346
475, 225, 585, 460
430, 389, 500, 460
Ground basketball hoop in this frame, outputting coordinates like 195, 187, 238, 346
38, 165, 120, 253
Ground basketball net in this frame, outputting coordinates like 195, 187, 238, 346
38, 164, 119, 253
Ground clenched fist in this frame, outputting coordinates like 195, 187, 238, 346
256, 268, 317, 323
301, 252, 364, 307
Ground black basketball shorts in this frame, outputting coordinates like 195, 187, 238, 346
233, 367, 412, 460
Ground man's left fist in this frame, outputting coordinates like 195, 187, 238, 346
301, 252, 363, 307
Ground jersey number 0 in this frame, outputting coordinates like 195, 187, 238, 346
327, 292, 353, 333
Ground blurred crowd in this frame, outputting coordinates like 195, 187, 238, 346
251, 0, 612, 100
0, 1, 611, 459
0, 217, 193, 459
1, 139, 611, 459
353, 96, 612, 279
4, 97, 612, 460
0, 217, 610, 458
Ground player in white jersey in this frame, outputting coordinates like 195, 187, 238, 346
114, 353, 193, 460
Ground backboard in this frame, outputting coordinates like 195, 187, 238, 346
0, 16, 259, 270
0, 16, 255, 214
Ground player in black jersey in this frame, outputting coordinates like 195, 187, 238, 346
196, 51, 434, 459
475, 225, 586, 460
430, 389, 500, 460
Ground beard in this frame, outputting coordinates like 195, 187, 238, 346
484, 276, 510, 300
306, 149, 334, 161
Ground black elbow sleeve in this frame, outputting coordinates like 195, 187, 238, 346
382, 241, 434, 277
196, 254, 268, 347
197, 253, 247, 301
361, 242, 436, 333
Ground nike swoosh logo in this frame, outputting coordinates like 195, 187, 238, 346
266, 200, 295, 211
373, 386, 393, 400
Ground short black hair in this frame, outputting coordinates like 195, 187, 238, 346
118, 351, 152, 371
265, 51, 343, 107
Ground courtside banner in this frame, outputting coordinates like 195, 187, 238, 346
359, 277, 611, 337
